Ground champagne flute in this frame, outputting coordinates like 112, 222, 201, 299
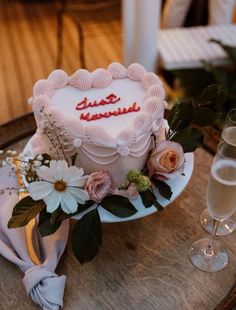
200, 108, 236, 236
189, 141, 236, 272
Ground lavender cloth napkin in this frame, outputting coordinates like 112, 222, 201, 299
0, 166, 70, 310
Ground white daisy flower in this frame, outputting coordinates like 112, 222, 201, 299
28, 160, 90, 214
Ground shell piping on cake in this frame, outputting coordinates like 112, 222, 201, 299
141, 72, 163, 91
92, 68, 113, 88
147, 83, 166, 101
127, 63, 147, 81
31, 62, 166, 160
107, 62, 127, 79
33, 80, 55, 97
69, 69, 92, 90
47, 70, 68, 88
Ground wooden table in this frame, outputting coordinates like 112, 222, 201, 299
1, 135, 236, 309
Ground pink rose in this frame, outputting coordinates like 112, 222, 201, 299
147, 140, 184, 180
112, 183, 139, 201
85, 171, 113, 202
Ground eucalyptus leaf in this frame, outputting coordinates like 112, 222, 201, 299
197, 84, 228, 113
76, 200, 95, 214
151, 179, 172, 201
173, 69, 215, 98
210, 68, 236, 98
198, 84, 221, 105
8, 196, 45, 229
140, 189, 163, 211
168, 98, 194, 131
38, 209, 62, 237
171, 127, 204, 153
193, 107, 220, 126
51, 200, 95, 224
225, 94, 236, 112
50, 208, 69, 224
101, 195, 137, 218
72, 208, 102, 265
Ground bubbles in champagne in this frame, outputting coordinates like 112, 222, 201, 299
207, 159, 236, 221
222, 127, 236, 147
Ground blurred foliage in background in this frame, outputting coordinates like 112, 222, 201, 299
172, 39, 236, 128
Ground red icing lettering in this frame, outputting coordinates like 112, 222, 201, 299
77, 93, 141, 122
80, 112, 91, 121
76, 93, 120, 110
131, 102, 140, 112
80, 102, 141, 122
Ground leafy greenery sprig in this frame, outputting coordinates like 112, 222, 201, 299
166, 84, 228, 152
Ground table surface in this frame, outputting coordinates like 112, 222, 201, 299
1, 138, 236, 310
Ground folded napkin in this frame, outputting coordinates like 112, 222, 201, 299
0, 166, 70, 310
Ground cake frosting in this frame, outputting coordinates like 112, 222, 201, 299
29, 62, 167, 185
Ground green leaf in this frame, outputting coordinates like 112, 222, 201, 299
139, 189, 163, 211
151, 179, 172, 200
193, 107, 220, 126
50, 208, 69, 224
38, 209, 62, 237
51, 200, 95, 224
225, 94, 236, 112
101, 195, 137, 218
171, 127, 204, 153
72, 208, 102, 264
8, 196, 46, 229
198, 84, 221, 104
197, 84, 228, 113
209, 39, 236, 63
173, 69, 216, 98
76, 200, 95, 214
168, 99, 194, 131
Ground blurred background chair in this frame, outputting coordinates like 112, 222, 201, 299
57, 0, 120, 68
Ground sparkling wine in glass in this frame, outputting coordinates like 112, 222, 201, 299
207, 159, 236, 221
222, 126, 236, 147
200, 108, 236, 235
189, 142, 236, 272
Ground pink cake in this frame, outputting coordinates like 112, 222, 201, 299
29, 62, 166, 185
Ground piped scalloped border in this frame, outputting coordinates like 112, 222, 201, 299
30, 62, 167, 159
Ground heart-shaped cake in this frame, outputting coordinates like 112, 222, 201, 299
29, 62, 166, 185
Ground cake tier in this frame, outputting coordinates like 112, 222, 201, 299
30, 62, 166, 185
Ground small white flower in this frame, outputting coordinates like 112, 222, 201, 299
37, 155, 43, 161
1, 160, 7, 166
29, 160, 90, 214
0, 150, 4, 154
6, 157, 14, 164
18, 153, 25, 160
11, 151, 17, 156
21, 163, 30, 172
73, 138, 82, 148
34, 160, 42, 167
20, 165, 27, 173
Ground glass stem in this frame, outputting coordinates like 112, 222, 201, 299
206, 219, 220, 255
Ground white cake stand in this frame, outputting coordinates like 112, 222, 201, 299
24, 136, 194, 223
